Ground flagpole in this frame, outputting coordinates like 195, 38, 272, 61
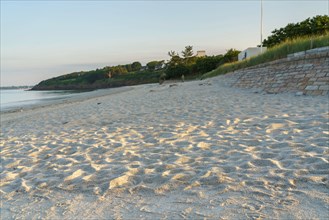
260, 0, 263, 53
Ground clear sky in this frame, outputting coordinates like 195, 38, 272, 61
1, 0, 328, 86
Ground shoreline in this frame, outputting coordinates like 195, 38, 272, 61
0, 80, 190, 115
1, 76, 328, 219
0, 86, 136, 114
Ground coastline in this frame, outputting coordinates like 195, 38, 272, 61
1, 76, 329, 219
0, 86, 135, 114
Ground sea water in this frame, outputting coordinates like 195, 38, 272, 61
0, 89, 87, 111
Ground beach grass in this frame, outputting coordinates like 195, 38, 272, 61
202, 33, 329, 79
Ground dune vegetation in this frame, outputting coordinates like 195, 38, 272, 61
202, 33, 329, 79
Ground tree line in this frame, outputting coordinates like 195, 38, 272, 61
164, 46, 240, 79
262, 15, 329, 47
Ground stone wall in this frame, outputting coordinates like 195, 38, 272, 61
220, 47, 329, 95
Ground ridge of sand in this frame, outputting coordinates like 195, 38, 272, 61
1, 77, 328, 219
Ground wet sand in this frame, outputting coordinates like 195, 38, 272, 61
1, 76, 328, 219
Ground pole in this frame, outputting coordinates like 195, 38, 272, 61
260, 0, 263, 53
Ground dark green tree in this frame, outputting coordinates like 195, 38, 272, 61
147, 60, 164, 71
165, 64, 190, 79
193, 55, 224, 74
85, 70, 107, 83
263, 15, 329, 47
167, 51, 182, 66
223, 49, 240, 63
109, 65, 128, 76
168, 51, 177, 57
124, 64, 132, 72
181, 45, 194, 65
131, 61, 142, 71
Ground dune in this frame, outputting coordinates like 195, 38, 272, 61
0, 76, 328, 219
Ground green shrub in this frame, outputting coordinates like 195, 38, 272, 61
165, 64, 191, 79
193, 56, 223, 74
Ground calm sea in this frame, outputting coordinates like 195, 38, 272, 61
0, 89, 87, 112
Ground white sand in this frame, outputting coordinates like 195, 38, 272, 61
1, 76, 328, 219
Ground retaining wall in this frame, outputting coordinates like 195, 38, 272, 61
220, 47, 329, 95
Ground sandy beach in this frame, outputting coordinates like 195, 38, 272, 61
1, 76, 328, 219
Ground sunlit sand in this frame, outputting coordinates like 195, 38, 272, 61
1, 76, 328, 219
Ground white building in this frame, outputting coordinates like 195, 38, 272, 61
238, 47, 267, 61
196, 50, 206, 57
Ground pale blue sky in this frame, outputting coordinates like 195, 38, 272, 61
1, 0, 328, 86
